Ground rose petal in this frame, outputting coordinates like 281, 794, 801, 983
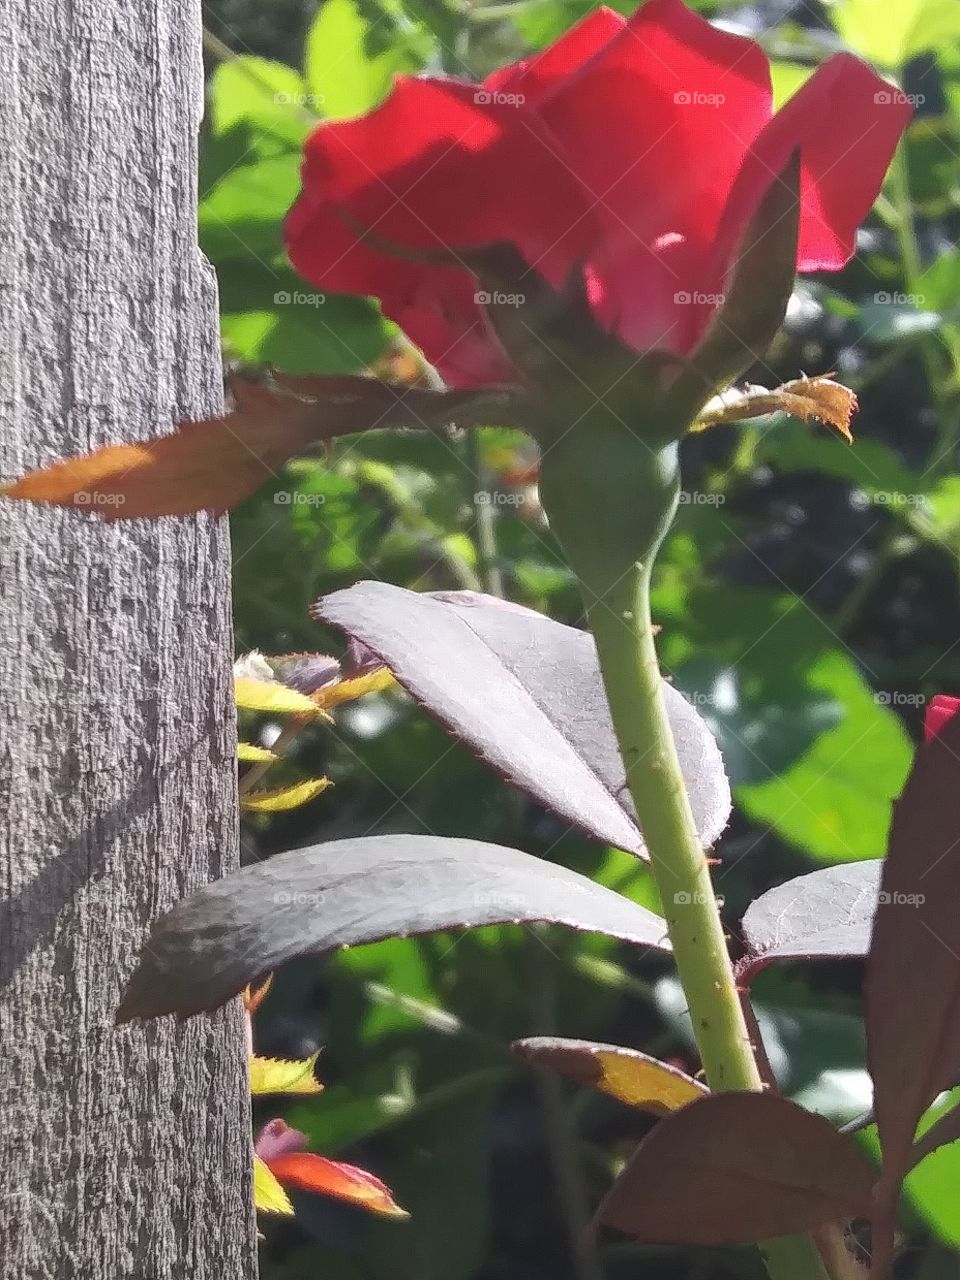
529, 0, 772, 355
708, 53, 912, 290
486, 6, 626, 101
285, 75, 593, 384
924, 694, 960, 743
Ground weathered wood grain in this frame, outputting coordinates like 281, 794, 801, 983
0, 0, 258, 1274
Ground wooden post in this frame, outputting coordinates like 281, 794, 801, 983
0, 0, 258, 1275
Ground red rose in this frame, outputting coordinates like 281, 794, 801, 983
924, 694, 960, 743
285, 0, 910, 389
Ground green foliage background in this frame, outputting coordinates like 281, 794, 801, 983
203, 0, 960, 1274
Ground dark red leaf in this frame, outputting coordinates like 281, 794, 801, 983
597, 1092, 876, 1244
738, 860, 880, 982
866, 709, 960, 1190
314, 583, 730, 859
117, 834, 669, 1019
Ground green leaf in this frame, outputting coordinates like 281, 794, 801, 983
756, 419, 929, 506
860, 1089, 960, 1247
305, 0, 432, 120
513, 0, 632, 49
924, 475, 960, 552
199, 153, 301, 261
831, 0, 960, 69
918, 247, 960, 313
217, 258, 394, 374
737, 647, 912, 862
208, 56, 315, 148
652, 582, 912, 861
769, 60, 813, 109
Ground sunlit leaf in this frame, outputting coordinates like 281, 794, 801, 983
315, 584, 731, 858
235, 675, 319, 716
736, 648, 911, 862
513, 1037, 707, 1114
117, 835, 669, 1019
832, 0, 960, 68
241, 778, 332, 812
305, 0, 431, 120
250, 1053, 323, 1096
208, 56, 313, 147
199, 154, 302, 260
238, 741, 278, 763
1, 380, 523, 518
317, 667, 395, 709
254, 1155, 294, 1216
739, 861, 881, 981
267, 1151, 409, 1218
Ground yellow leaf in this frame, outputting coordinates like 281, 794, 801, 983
594, 1051, 706, 1113
254, 1156, 294, 1216
238, 742, 278, 763
241, 778, 331, 812
250, 1053, 323, 1097
235, 675, 318, 716
514, 1038, 707, 1115
316, 667, 395, 709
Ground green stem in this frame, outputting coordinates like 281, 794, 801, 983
888, 141, 922, 291
467, 429, 504, 597
583, 557, 761, 1089
538, 421, 832, 1280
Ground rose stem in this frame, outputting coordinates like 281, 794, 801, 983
538, 423, 833, 1280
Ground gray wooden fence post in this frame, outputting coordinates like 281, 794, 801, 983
0, 0, 259, 1275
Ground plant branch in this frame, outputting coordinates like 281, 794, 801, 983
537, 423, 832, 1280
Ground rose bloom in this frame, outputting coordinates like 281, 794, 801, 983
285, 0, 910, 389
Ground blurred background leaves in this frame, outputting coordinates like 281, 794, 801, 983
204, 0, 960, 1274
